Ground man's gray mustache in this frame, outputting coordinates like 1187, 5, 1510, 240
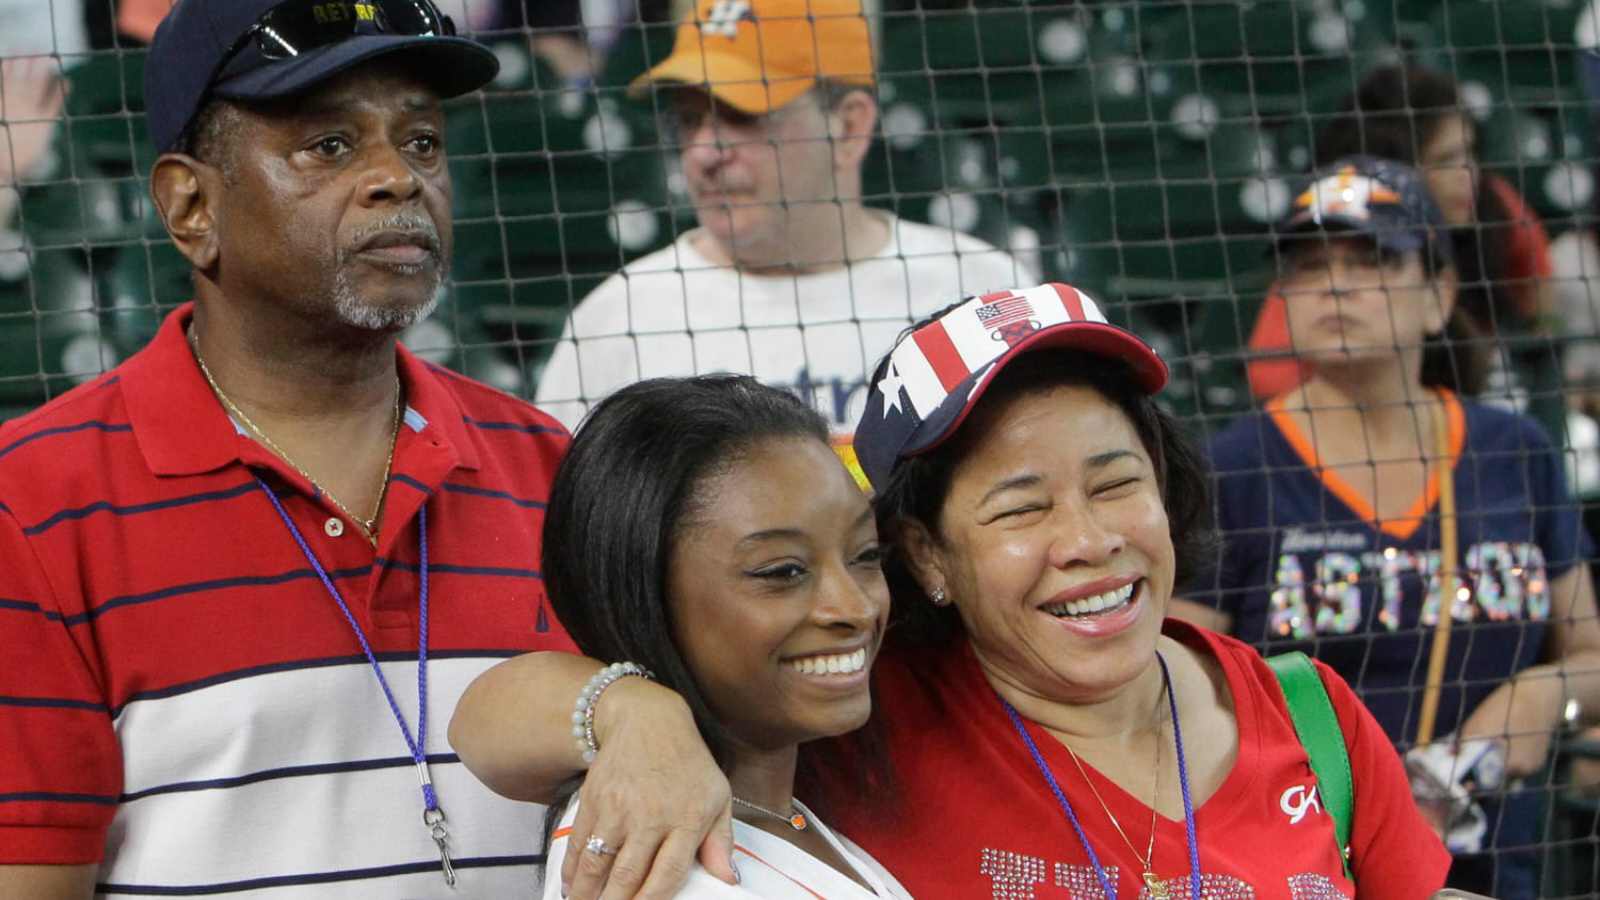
340, 213, 443, 263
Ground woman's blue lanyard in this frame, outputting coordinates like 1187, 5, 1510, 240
255, 475, 456, 886
1000, 652, 1201, 900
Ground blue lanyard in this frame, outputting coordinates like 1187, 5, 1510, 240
255, 475, 456, 885
1000, 652, 1201, 900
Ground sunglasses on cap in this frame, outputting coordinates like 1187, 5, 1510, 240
218, 0, 457, 72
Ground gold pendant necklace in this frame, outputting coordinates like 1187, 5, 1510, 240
1061, 669, 1168, 896
188, 325, 401, 546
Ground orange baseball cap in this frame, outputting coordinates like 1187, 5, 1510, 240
629, 0, 875, 114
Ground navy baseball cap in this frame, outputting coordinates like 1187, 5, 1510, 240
852, 283, 1168, 491
1275, 154, 1452, 264
146, 0, 500, 154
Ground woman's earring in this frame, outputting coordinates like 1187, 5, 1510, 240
930, 587, 949, 606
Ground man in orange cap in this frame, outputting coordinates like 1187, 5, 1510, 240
534, 0, 1027, 432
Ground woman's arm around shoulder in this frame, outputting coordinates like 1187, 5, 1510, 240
1315, 660, 1451, 896
0, 865, 95, 900
448, 651, 736, 899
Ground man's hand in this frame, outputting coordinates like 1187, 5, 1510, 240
561, 677, 735, 900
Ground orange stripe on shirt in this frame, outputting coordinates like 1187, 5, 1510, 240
732, 844, 830, 899
1266, 389, 1464, 541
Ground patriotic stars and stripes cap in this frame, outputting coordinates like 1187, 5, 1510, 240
852, 282, 1167, 491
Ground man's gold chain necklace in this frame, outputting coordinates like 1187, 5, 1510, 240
188, 326, 401, 544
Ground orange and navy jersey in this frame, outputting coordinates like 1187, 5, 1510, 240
1199, 391, 1591, 887
0, 304, 576, 895
1201, 390, 1588, 742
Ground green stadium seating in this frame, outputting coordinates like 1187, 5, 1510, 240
0, 246, 130, 411
1043, 103, 1282, 419
597, 21, 678, 89
446, 38, 673, 353
1143, 0, 1391, 129
1476, 103, 1597, 225
1423, 0, 1585, 106
862, 127, 1002, 203
1183, 286, 1269, 427
16, 52, 152, 253
399, 305, 531, 395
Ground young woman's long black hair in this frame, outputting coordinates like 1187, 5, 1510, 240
539, 375, 831, 842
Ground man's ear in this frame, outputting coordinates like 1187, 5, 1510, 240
1426, 261, 1460, 335
150, 153, 223, 271
897, 517, 949, 601
830, 88, 878, 170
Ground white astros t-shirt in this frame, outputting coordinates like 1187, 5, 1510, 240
533, 213, 1033, 431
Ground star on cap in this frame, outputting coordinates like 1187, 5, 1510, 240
1294, 166, 1402, 224
878, 362, 907, 418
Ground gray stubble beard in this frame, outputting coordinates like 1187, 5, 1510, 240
331, 211, 448, 332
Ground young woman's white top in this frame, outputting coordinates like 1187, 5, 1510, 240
542, 797, 914, 899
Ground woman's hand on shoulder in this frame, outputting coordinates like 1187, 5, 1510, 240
563, 678, 736, 900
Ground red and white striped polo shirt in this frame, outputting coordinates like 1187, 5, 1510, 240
0, 303, 575, 897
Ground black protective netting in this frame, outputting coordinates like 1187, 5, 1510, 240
8, 0, 1600, 893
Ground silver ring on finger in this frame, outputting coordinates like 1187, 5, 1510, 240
584, 835, 619, 857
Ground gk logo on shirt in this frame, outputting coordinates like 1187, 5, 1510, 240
1281, 784, 1323, 824
700, 0, 752, 37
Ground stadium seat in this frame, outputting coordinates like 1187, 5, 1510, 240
1143, 0, 1392, 128
16, 112, 147, 253
0, 247, 125, 412
1046, 105, 1280, 410
400, 304, 529, 396
1424, 0, 1584, 107
11, 50, 151, 284
1184, 286, 1269, 428
597, 20, 679, 89
862, 128, 1001, 204
878, 4, 1115, 130
1355, 0, 1443, 44
879, 5, 1050, 73
1477, 104, 1596, 226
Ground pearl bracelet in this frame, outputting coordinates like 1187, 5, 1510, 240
572, 661, 654, 765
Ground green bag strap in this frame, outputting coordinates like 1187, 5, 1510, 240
1266, 651, 1355, 882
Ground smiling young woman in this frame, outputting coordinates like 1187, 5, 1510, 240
459, 374, 909, 900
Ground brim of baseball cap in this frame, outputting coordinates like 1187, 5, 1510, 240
213, 34, 499, 104
902, 320, 1169, 461
1272, 212, 1426, 256
627, 50, 814, 114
